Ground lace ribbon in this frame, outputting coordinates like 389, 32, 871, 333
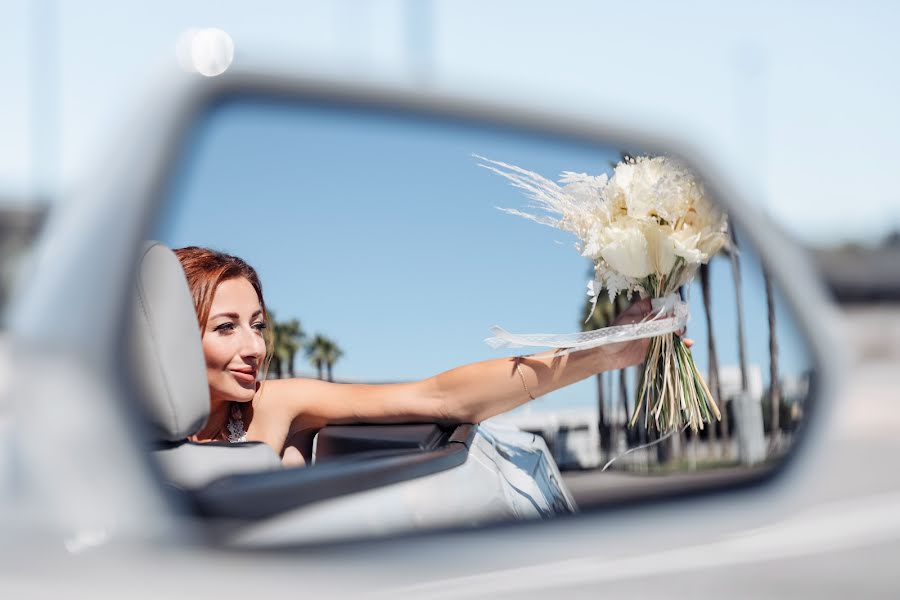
484, 294, 688, 352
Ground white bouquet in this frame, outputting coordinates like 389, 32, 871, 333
480, 154, 728, 432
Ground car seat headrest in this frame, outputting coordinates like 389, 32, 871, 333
130, 241, 209, 441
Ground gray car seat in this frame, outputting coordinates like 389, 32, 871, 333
130, 241, 282, 489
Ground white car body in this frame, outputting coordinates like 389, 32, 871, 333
231, 423, 575, 547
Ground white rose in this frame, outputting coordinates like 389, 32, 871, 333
670, 228, 704, 264
642, 223, 678, 275
697, 231, 728, 260
599, 225, 652, 278
681, 196, 726, 234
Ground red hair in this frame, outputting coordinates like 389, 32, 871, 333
174, 246, 272, 367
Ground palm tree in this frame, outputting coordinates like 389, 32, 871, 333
324, 341, 344, 383
596, 373, 608, 455
613, 293, 635, 447
700, 262, 725, 458
279, 318, 305, 378
306, 334, 344, 382
306, 334, 329, 380
725, 228, 749, 464
764, 266, 781, 448
266, 312, 305, 379
728, 229, 750, 395
617, 361, 630, 447
266, 310, 284, 378
673, 285, 696, 469
581, 279, 616, 458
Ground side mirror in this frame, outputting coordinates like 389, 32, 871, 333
143, 72, 836, 545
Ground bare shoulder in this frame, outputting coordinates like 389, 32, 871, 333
245, 378, 338, 450
258, 377, 335, 401
255, 377, 341, 426
256, 377, 332, 409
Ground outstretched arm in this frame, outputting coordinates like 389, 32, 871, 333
254, 299, 652, 451
432, 297, 653, 422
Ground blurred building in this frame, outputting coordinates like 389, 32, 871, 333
781, 373, 810, 402
716, 364, 766, 465
814, 233, 900, 303
717, 363, 764, 402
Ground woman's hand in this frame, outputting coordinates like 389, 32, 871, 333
612, 297, 653, 327
599, 297, 694, 370
600, 298, 653, 370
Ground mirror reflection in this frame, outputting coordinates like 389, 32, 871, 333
149, 97, 814, 543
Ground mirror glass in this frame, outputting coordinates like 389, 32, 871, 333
153, 95, 815, 544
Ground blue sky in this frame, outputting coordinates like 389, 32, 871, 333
158, 99, 810, 410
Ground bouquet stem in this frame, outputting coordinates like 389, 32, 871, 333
630, 333, 721, 433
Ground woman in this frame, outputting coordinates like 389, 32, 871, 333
176, 246, 656, 467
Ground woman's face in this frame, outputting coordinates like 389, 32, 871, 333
201, 276, 267, 404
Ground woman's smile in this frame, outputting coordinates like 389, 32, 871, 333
230, 367, 258, 385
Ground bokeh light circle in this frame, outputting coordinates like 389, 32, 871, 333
176, 28, 234, 77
